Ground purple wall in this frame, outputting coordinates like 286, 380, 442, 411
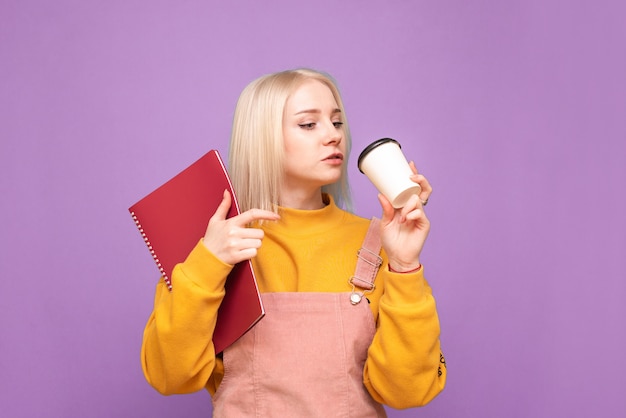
2, 1, 624, 417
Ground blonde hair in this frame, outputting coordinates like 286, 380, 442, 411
228, 68, 352, 213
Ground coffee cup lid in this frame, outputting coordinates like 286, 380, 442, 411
357, 138, 401, 173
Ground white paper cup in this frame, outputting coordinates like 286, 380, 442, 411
357, 138, 421, 208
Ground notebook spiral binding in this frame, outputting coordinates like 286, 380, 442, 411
130, 211, 173, 291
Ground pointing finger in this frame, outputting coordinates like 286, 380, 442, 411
237, 208, 281, 226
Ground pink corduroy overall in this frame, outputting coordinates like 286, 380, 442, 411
212, 219, 387, 417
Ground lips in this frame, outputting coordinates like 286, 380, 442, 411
323, 153, 344, 161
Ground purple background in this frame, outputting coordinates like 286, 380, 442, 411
2, 1, 625, 417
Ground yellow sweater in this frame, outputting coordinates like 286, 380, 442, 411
141, 197, 446, 409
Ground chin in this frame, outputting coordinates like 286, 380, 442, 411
323, 177, 342, 186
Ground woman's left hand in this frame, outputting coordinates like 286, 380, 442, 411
378, 161, 432, 272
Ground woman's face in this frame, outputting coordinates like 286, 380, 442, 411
281, 79, 346, 195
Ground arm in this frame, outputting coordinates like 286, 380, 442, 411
364, 164, 446, 407
141, 190, 280, 395
141, 241, 231, 395
364, 266, 446, 408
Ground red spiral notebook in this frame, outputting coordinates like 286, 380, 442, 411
129, 150, 264, 354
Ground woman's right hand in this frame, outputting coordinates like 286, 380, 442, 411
202, 190, 280, 265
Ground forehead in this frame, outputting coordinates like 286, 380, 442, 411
285, 79, 338, 111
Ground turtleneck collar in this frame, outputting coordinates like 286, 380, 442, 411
262, 194, 348, 237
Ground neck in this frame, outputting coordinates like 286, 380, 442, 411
279, 188, 325, 210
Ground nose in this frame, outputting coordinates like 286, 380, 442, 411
323, 120, 343, 145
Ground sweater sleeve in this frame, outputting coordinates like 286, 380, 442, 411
363, 266, 447, 409
140, 240, 232, 395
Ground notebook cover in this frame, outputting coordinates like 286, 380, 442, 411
129, 150, 264, 354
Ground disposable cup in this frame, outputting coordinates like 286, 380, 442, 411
357, 138, 421, 208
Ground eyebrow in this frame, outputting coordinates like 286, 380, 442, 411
294, 108, 342, 116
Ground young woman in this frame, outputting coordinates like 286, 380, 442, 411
141, 68, 446, 416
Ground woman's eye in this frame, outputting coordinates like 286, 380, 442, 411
333, 121, 344, 128
298, 123, 316, 129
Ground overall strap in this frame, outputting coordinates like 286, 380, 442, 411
349, 217, 383, 305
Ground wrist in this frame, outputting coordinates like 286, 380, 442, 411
388, 263, 422, 274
